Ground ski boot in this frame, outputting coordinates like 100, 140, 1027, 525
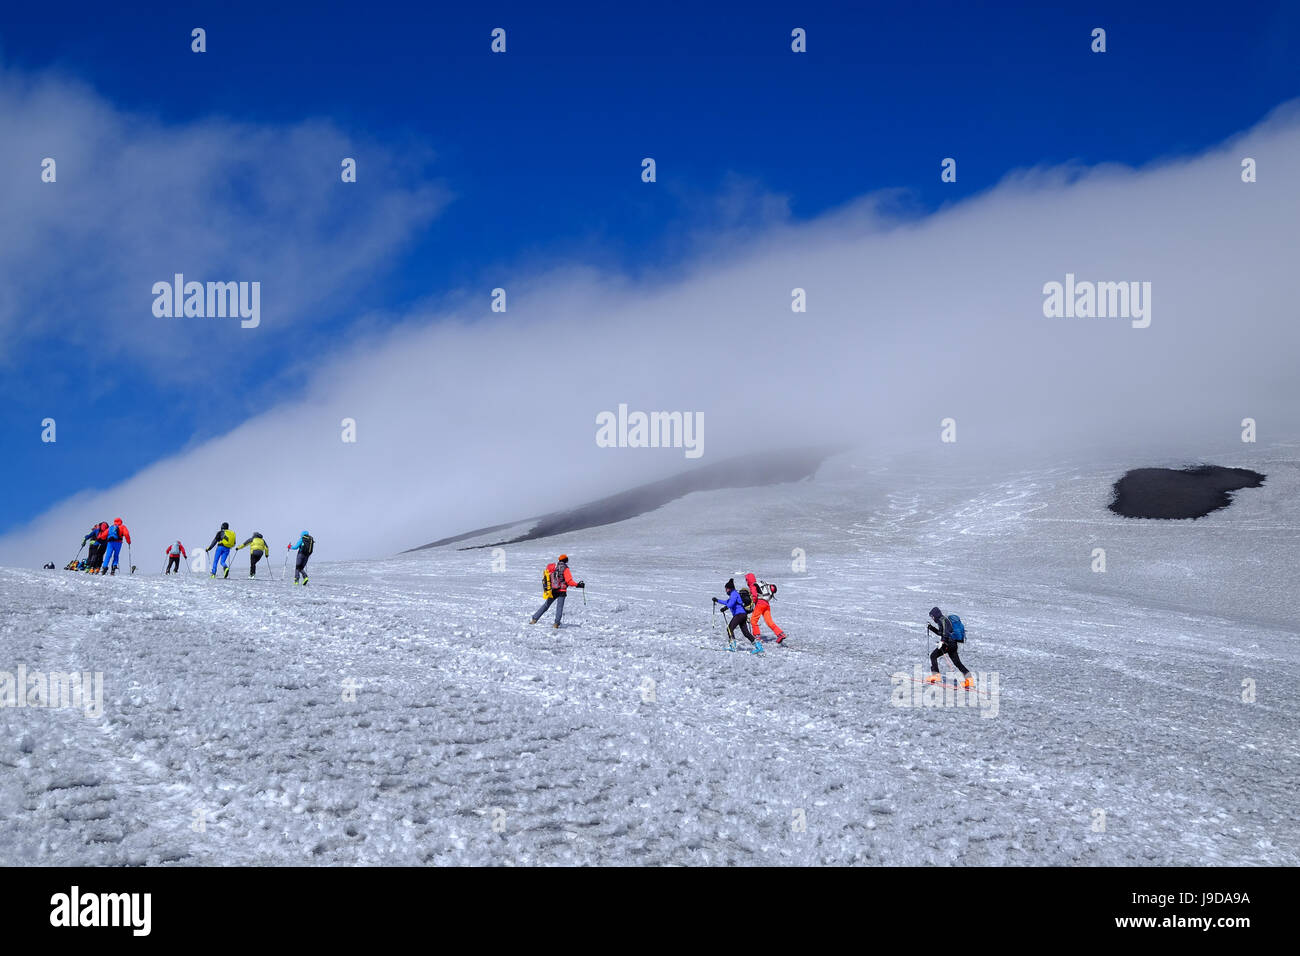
300, 576, 309, 586
775, 632, 786, 645
110, 567, 117, 576
552, 622, 560, 629
727, 639, 737, 652
960, 675, 974, 690
751, 639, 764, 655
925, 672, 942, 684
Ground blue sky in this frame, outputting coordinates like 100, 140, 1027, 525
2, 0, 1299, 540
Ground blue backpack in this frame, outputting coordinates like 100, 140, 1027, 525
948, 614, 966, 642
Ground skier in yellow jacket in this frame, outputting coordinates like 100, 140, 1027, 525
236, 532, 272, 578
205, 523, 237, 577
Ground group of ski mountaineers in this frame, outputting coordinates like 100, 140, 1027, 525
58, 537, 973, 678
528, 554, 974, 679
63, 519, 132, 575
63, 519, 316, 585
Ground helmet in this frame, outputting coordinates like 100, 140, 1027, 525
301, 531, 310, 537
221, 522, 229, 530
254, 532, 263, 539
929, 606, 942, 621
558, 554, 568, 562
113, 517, 123, 524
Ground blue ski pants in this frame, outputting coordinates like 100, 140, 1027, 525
532, 592, 567, 625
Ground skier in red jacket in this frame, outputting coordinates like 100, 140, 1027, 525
530, 554, 585, 628
101, 518, 131, 575
85, 521, 110, 573
164, 540, 188, 574
745, 572, 786, 644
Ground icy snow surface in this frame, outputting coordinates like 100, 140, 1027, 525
2, 450, 1297, 865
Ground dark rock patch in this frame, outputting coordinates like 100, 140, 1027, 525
1108, 465, 1265, 519
408, 445, 843, 551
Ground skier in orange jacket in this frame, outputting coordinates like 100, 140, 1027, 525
530, 554, 585, 628
745, 572, 786, 644
101, 518, 131, 575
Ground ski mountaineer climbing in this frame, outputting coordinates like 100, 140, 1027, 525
714, 578, 763, 653
744, 572, 786, 644
101, 518, 131, 575
530, 554, 584, 627
287, 531, 314, 585
206, 523, 237, 577
83, 521, 110, 573
236, 532, 272, 577
927, 606, 972, 688
164, 540, 187, 574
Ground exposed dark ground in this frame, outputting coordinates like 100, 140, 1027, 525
1108, 464, 1266, 519
407, 446, 843, 551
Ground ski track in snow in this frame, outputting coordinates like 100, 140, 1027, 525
2, 456, 1297, 865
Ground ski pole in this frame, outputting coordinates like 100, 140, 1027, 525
128, 541, 135, 574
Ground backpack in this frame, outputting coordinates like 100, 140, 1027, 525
542, 567, 554, 598
755, 580, 777, 600
549, 565, 565, 591
301, 534, 315, 556
739, 588, 755, 613
948, 614, 966, 643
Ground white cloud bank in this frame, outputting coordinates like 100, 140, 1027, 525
3, 101, 1299, 565
0, 63, 447, 372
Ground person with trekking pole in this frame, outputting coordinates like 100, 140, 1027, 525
287, 531, 315, 585
529, 554, 584, 628
164, 540, 187, 575
102, 518, 131, 576
236, 532, 272, 578
83, 521, 109, 573
206, 522, 237, 578
926, 606, 973, 688
713, 578, 763, 654
744, 572, 786, 644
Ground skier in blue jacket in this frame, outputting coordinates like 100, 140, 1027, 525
713, 578, 762, 653
927, 606, 972, 687
287, 531, 314, 585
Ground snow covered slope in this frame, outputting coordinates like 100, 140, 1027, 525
2, 449, 1297, 865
